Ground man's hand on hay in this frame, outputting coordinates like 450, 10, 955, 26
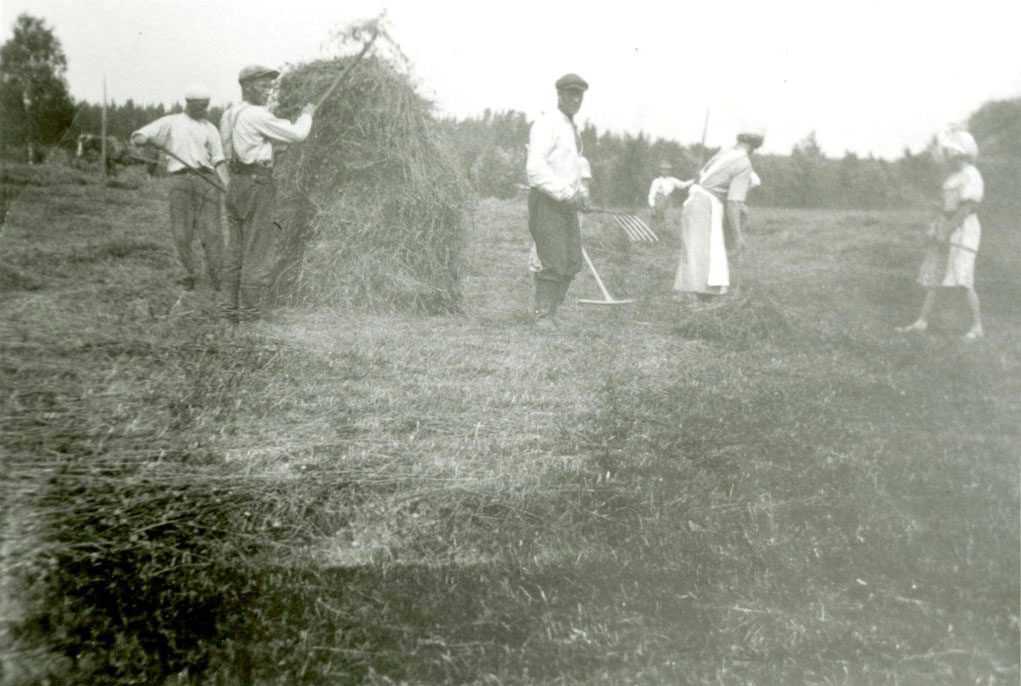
301, 104, 317, 118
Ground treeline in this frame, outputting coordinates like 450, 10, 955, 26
2, 97, 226, 160
440, 98, 1020, 210
67, 101, 222, 144
439, 110, 943, 210
11, 94, 1020, 213
60, 101, 225, 148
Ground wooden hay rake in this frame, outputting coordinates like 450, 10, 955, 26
578, 207, 657, 305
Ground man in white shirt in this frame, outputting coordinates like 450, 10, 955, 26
219, 64, 316, 323
648, 161, 692, 231
526, 73, 589, 327
131, 84, 227, 291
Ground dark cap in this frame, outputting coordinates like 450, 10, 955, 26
238, 64, 281, 84
555, 73, 589, 92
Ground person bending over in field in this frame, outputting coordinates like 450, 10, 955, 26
897, 129, 985, 340
218, 65, 316, 324
131, 84, 229, 292
525, 73, 590, 329
672, 126, 764, 303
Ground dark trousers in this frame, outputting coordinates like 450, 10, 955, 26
223, 171, 277, 321
528, 189, 581, 317
169, 174, 222, 288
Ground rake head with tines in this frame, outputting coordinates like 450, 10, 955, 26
583, 208, 659, 243
574, 207, 659, 306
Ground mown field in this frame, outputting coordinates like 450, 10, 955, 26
1, 164, 1018, 685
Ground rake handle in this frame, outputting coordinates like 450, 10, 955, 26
581, 247, 615, 301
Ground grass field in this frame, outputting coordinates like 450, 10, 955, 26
1, 165, 1018, 685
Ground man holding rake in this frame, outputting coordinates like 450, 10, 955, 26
526, 73, 590, 328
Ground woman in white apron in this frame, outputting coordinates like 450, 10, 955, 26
897, 129, 985, 339
673, 127, 763, 303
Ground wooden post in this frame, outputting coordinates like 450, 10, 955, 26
100, 74, 108, 176
697, 108, 710, 168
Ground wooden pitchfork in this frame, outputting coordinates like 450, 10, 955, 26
576, 207, 658, 305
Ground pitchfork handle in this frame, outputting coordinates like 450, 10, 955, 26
315, 31, 380, 109
153, 144, 226, 193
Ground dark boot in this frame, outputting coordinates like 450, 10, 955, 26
551, 278, 572, 319
533, 277, 558, 320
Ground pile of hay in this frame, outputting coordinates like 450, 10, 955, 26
270, 53, 473, 314
670, 291, 798, 349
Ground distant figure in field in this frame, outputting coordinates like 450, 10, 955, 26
897, 129, 985, 339
218, 65, 316, 324
131, 84, 228, 292
673, 127, 764, 302
526, 73, 590, 328
647, 161, 692, 231
75, 134, 159, 177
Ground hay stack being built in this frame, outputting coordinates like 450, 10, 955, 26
270, 54, 472, 313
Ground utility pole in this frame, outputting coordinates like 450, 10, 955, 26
100, 74, 108, 176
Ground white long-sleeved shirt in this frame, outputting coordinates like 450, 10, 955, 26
219, 103, 312, 165
132, 113, 224, 173
526, 109, 582, 202
648, 176, 689, 208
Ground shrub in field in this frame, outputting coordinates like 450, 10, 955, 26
270, 54, 473, 314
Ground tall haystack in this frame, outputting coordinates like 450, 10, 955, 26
270, 52, 473, 313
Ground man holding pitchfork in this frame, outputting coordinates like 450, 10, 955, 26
130, 84, 229, 293
218, 65, 316, 324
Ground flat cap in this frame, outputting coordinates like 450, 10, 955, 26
555, 73, 589, 92
238, 64, 281, 84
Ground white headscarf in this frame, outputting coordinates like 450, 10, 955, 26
938, 127, 978, 161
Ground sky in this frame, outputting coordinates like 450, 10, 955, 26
2, 0, 1019, 158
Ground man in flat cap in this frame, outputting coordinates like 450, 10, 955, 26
218, 65, 316, 324
131, 84, 228, 292
525, 73, 590, 328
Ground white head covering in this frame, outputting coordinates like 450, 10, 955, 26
184, 83, 211, 101
938, 127, 978, 161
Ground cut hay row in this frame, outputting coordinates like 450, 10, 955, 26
270, 56, 474, 314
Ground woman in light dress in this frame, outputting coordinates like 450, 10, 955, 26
898, 129, 985, 339
673, 127, 764, 303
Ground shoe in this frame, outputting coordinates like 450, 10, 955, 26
963, 326, 983, 340
534, 316, 556, 331
896, 321, 927, 333
178, 275, 197, 291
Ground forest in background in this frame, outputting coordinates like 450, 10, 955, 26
3, 13, 1019, 211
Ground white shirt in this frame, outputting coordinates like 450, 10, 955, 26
219, 103, 312, 165
648, 176, 688, 208
526, 109, 582, 202
132, 113, 224, 173
942, 164, 983, 212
